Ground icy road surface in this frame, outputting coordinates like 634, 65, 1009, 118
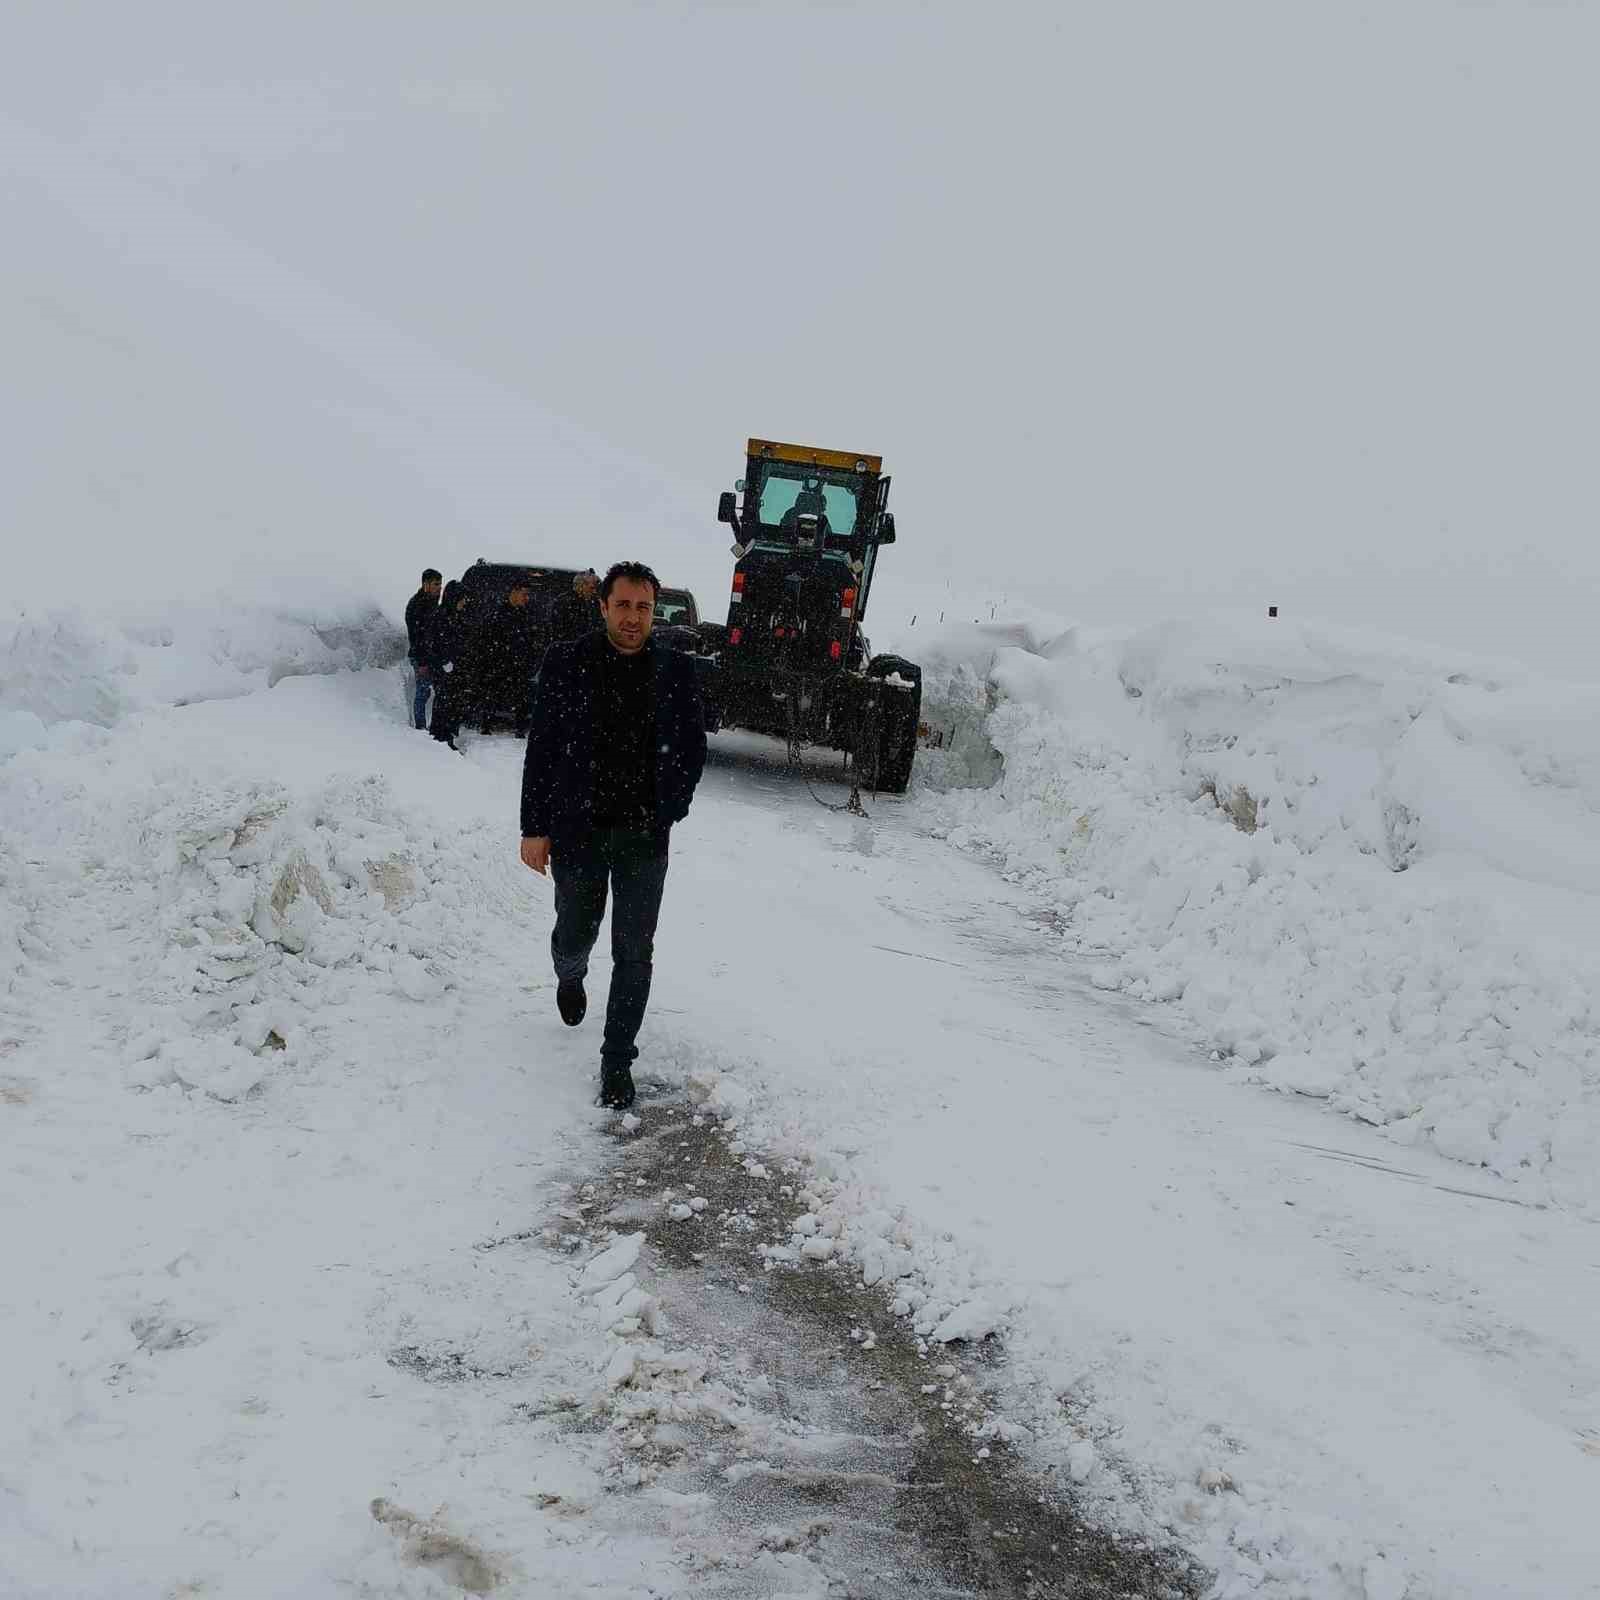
2, 667, 1596, 1598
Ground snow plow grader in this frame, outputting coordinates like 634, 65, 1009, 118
694, 439, 921, 794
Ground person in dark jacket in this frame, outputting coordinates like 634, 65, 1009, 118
550, 569, 602, 644
426, 581, 473, 749
519, 561, 707, 1108
477, 577, 543, 734
404, 569, 443, 729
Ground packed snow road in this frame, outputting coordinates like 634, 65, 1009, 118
2, 665, 1596, 1598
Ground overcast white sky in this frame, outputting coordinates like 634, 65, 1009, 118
4, 2, 1597, 673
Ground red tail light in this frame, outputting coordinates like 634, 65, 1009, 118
830, 640, 843, 661
729, 627, 742, 645
731, 572, 746, 593
841, 588, 857, 611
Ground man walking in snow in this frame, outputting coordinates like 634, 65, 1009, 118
404, 568, 442, 730
519, 561, 706, 1108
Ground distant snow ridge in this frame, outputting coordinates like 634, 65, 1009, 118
920, 613, 1600, 1212
0, 601, 403, 733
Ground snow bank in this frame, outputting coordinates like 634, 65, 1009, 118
0, 597, 403, 732
0, 591, 411, 1083
1, 716, 525, 1106
919, 611, 1600, 1211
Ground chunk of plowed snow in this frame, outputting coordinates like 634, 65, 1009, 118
930, 1298, 1001, 1344
578, 1232, 645, 1295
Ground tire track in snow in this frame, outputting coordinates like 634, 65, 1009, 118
536, 1091, 1206, 1599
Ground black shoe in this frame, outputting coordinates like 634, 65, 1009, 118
556, 981, 587, 1027
598, 1064, 636, 1110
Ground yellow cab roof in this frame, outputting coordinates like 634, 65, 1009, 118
747, 439, 882, 475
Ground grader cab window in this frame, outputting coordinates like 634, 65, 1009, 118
753, 467, 861, 545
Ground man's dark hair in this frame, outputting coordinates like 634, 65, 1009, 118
421, 567, 442, 584
600, 561, 660, 602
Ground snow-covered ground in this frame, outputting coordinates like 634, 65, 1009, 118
3, 603, 1598, 1597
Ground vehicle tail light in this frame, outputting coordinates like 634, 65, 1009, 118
730, 572, 746, 604
729, 627, 742, 645
830, 640, 842, 662
839, 586, 857, 621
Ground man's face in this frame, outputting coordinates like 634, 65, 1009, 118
602, 578, 656, 654
423, 578, 441, 599
509, 586, 530, 608
576, 574, 599, 601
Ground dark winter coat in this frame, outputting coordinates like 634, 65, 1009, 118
477, 601, 542, 694
521, 631, 707, 843
425, 598, 471, 674
404, 590, 438, 666
550, 589, 603, 644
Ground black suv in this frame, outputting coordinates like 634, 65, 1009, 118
653, 586, 711, 658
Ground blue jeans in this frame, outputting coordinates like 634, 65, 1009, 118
411, 669, 434, 730
550, 827, 670, 1066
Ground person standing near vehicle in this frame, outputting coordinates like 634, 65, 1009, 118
480, 576, 542, 735
550, 568, 603, 644
404, 569, 442, 729
519, 561, 707, 1109
426, 581, 473, 750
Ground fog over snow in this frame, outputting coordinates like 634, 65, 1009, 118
3, 1, 1598, 673
6, 9, 1600, 1597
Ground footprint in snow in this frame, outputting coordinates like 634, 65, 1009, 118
370, 1498, 501, 1593
131, 1311, 204, 1353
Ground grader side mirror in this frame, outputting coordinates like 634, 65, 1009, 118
717, 491, 738, 526
876, 512, 897, 545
